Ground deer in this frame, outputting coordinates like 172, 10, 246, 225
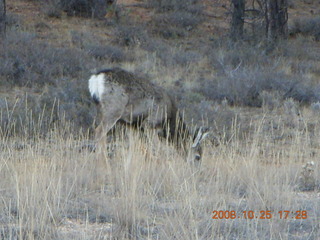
88, 67, 209, 164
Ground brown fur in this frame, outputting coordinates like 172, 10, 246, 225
90, 68, 208, 163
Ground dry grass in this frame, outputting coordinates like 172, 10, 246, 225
1, 103, 319, 240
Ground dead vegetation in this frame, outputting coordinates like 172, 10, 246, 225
1, 99, 320, 239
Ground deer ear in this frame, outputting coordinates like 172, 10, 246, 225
192, 127, 210, 148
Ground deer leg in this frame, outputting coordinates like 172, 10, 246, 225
95, 90, 129, 150
140, 116, 163, 138
95, 116, 121, 154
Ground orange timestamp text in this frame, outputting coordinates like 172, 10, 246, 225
212, 210, 308, 220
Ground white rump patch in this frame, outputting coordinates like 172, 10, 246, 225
88, 73, 105, 102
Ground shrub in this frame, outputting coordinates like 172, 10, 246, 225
297, 161, 316, 191
289, 17, 320, 41
88, 45, 126, 62
141, 38, 169, 53
0, 30, 99, 135
44, 84, 95, 130
43, 0, 62, 18
147, 0, 203, 39
259, 91, 281, 111
60, 0, 108, 18
114, 24, 148, 47
70, 30, 102, 49
283, 81, 319, 103
147, 0, 201, 13
160, 48, 202, 67
142, 38, 202, 67
283, 98, 299, 120
199, 65, 320, 106
311, 102, 320, 114
5, 13, 22, 29
0, 78, 96, 137
26, 0, 116, 19
151, 11, 203, 39
201, 40, 320, 106
278, 37, 320, 62
0, 31, 94, 87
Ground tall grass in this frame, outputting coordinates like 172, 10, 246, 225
0, 103, 319, 240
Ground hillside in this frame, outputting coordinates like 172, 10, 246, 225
1, 0, 320, 132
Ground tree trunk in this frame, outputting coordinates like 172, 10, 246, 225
266, 0, 288, 42
230, 0, 245, 41
0, 0, 6, 36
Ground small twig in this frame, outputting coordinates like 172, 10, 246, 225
231, 60, 243, 74
229, 60, 243, 77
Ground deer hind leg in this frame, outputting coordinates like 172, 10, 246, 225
95, 116, 121, 155
96, 103, 129, 153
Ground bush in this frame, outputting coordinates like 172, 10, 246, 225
5, 13, 22, 29
0, 86, 95, 137
114, 24, 148, 47
142, 38, 202, 67
278, 37, 320, 62
0, 31, 94, 87
147, 0, 203, 39
289, 17, 320, 41
25, 0, 116, 19
43, 0, 62, 18
151, 11, 203, 39
0, 75, 96, 137
70, 30, 102, 49
199, 64, 320, 106
88, 45, 126, 62
60, 0, 108, 18
147, 0, 201, 13
40, 83, 95, 131
160, 48, 202, 67
199, 41, 320, 106
0, 30, 99, 136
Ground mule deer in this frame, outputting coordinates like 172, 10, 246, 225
88, 67, 209, 163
